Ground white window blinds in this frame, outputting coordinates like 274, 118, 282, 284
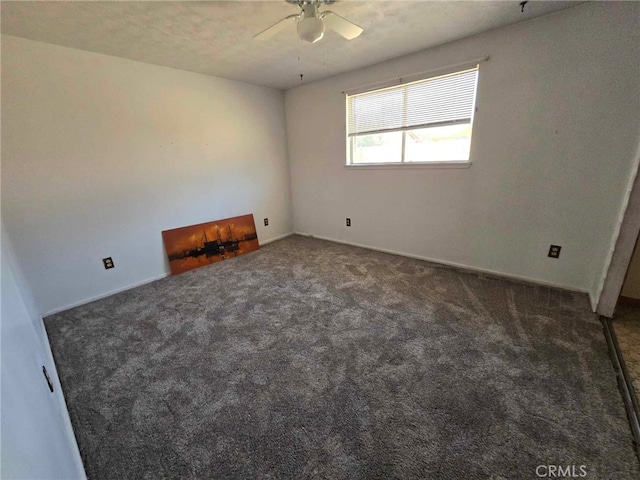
347, 66, 479, 137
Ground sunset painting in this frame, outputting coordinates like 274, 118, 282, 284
162, 214, 259, 275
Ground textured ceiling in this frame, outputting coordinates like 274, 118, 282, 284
1, 1, 581, 90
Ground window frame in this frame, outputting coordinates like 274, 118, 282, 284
344, 64, 481, 169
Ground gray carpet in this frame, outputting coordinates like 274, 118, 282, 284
45, 235, 639, 479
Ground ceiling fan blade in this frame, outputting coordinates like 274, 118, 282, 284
253, 14, 299, 41
321, 11, 363, 40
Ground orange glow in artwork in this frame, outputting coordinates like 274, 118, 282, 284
162, 214, 259, 275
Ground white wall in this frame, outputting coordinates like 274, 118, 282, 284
621, 239, 640, 300
1, 225, 86, 479
2, 36, 292, 315
285, 2, 640, 298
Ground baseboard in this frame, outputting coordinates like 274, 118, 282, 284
43, 232, 295, 317
294, 232, 588, 295
35, 319, 87, 479
589, 291, 599, 313
45, 230, 584, 317
260, 232, 294, 246
43, 272, 170, 317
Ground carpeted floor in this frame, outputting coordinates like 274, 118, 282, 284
45, 235, 639, 479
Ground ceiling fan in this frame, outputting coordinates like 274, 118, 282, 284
254, 0, 363, 44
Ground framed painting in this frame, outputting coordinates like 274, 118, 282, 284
162, 214, 259, 275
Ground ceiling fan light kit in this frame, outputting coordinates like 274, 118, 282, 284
298, 4, 325, 43
254, 0, 363, 44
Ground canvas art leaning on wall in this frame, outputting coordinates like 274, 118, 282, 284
162, 214, 259, 275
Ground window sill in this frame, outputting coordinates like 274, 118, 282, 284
345, 161, 472, 170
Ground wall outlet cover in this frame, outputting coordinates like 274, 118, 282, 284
103, 257, 114, 269
548, 245, 562, 258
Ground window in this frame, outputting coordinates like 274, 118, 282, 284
346, 66, 479, 166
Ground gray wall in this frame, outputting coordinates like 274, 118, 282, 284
1, 226, 86, 479
285, 2, 640, 305
2, 36, 293, 315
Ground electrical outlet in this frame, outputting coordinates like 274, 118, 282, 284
103, 257, 114, 269
346, 218, 351, 227
264, 218, 269, 226
548, 245, 561, 259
